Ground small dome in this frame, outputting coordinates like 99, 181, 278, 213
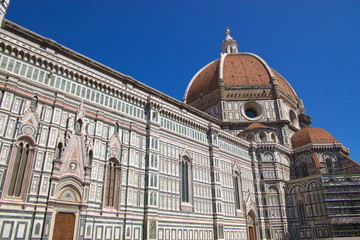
291, 127, 339, 148
244, 123, 270, 131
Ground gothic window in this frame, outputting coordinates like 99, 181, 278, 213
149, 220, 157, 239
271, 133, 276, 142
326, 158, 334, 174
297, 202, 307, 225
296, 161, 309, 178
264, 153, 274, 161
75, 119, 82, 134
289, 110, 298, 127
150, 154, 158, 168
217, 225, 224, 239
181, 156, 192, 203
301, 162, 308, 177
55, 142, 63, 159
35, 223, 41, 235
8, 140, 32, 197
233, 172, 242, 210
149, 192, 157, 206
30, 96, 38, 110
104, 158, 120, 208
246, 134, 254, 142
259, 132, 267, 142
87, 150, 93, 165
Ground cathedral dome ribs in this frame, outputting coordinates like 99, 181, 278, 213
184, 30, 298, 109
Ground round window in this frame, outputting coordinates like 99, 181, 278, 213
242, 102, 263, 120
245, 109, 257, 118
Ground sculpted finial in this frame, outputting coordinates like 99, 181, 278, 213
225, 27, 230, 35
222, 27, 238, 54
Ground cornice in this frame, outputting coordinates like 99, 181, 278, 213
292, 142, 346, 155
217, 130, 251, 150
254, 142, 292, 155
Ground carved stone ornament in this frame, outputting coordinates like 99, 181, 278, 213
68, 160, 78, 172
22, 125, 35, 136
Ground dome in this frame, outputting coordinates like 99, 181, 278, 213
184, 52, 297, 104
184, 29, 298, 107
244, 123, 270, 131
291, 127, 339, 148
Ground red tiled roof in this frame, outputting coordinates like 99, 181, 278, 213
186, 60, 219, 103
185, 53, 297, 104
291, 127, 339, 148
244, 123, 269, 131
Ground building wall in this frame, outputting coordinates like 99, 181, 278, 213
0, 22, 290, 240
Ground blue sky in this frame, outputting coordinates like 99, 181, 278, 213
6, 1, 360, 161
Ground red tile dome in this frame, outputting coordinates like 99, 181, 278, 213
291, 127, 339, 148
184, 52, 297, 104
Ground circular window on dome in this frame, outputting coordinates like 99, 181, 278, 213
241, 102, 263, 120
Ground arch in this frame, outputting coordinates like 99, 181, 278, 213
325, 158, 334, 174
268, 185, 279, 193
283, 156, 290, 166
247, 210, 258, 240
56, 178, 84, 200
58, 187, 81, 202
289, 184, 305, 194
104, 158, 121, 208
322, 153, 336, 174
7, 139, 34, 197
233, 171, 243, 211
87, 150, 93, 166
263, 152, 274, 161
17, 135, 36, 147
30, 96, 38, 110
295, 156, 311, 178
259, 132, 267, 142
296, 200, 307, 225
270, 133, 277, 142
55, 142, 63, 159
246, 134, 254, 142
75, 119, 82, 134
300, 162, 309, 177
35, 223, 41, 235
289, 110, 298, 127
180, 155, 193, 205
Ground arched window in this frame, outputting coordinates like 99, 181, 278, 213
87, 150, 93, 166
271, 133, 276, 142
246, 134, 254, 142
301, 162, 308, 177
104, 158, 120, 207
181, 156, 192, 203
297, 202, 307, 225
259, 132, 267, 142
289, 110, 298, 127
55, 142, 63, 159
35, 223, 41, 235
116, 122, 120, 134
326, 158, 334, 174
149, 220, 157, 239
8, 140, 32, 197
75, 119, 82, 134
233, 172, 243, 211
296, 162, 309, 178
264, 153, 274, 161
30, 96, 38, 110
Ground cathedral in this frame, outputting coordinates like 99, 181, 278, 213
0, 1, 359, 240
